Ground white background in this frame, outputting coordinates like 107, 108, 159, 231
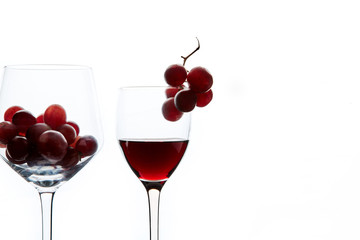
0, 0, 360, 239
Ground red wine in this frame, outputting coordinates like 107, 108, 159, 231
119, 139, 188, 181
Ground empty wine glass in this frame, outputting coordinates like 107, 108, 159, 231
116, 86, 190, 240
0, 65, 103, 240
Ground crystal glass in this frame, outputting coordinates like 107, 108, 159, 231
0, 65, 103, 240
116, 86, 190, 240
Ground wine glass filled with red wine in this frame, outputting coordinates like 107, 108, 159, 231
0, 65, 103, 240
117, 86, 191, 240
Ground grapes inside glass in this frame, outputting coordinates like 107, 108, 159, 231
0, 65, 103, 240
117, 86, 190, 240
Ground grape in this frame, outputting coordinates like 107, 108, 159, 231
26, 150, 44, 162
6, 149, 27, 165
4, 106, 23, 122
66, 121, 80, 135
26, 150, 46, 167
12, 110, 37, 135
174, 89, 197, 112
75, 135, 98, 157
26, 123, 51, 145
164, 64, 187, 87
7, 136, 29, 161
162, 97, 183, 121
58, 147, 80, 168
0, 121, 18, 144
165, 86, 184, 98
37, 114, 44, 123
196, 89, 213, 107
57, 124, 77, 144
44, 104, 66, 129
37, 130, 68, 161
187, 67, 213, 93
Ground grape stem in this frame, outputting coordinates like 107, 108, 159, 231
181, 37, 200, 67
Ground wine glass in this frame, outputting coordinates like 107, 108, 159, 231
0, 65, 103, 240
116, 86, 190, 240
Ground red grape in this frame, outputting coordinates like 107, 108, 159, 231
26, 123, 51, 145
165, 86, 184, 98
57, 124, 77, 144
0, 121, 18, 144
75, 135, 98, 157
7, 136, 29, 161
37, 130, 68, 161
164, 64, 187, 87
57, 147, 80, 168
44, 104, 66, 129
26, 150, 46, 167
196, 89, 213, 107
162, 97, 183, 121
4, 106, 23, 122
37, 114, 44, 123
6, 149, 27, 165
26, 148, 44, 162
187, 67, 213, 93
66, 121, 80, 135
12, 110, 37, 135
174, 89, 197, 112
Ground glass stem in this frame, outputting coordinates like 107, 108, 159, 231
147, 188, 161, 240
39, 191, 55, 240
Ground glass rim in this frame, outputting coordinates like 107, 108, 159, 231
4, 64, 92, 71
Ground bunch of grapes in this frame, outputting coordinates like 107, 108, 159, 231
0, 104, 98, 168
162, 39, 213, 121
